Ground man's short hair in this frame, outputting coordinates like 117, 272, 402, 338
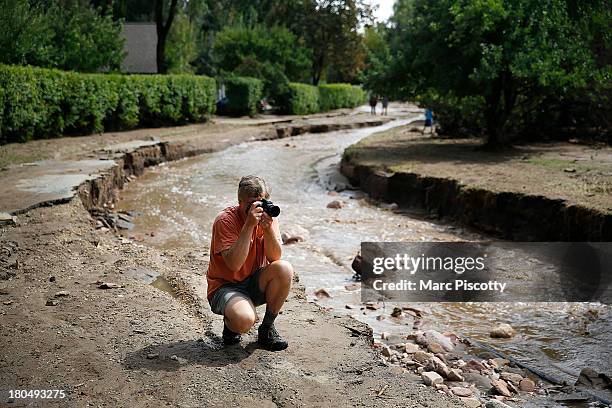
238, 175, 270, 201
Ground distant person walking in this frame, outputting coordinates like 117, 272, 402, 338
381, 96, 389, 115
422, 108, 434, 135
369, 95, 378, 115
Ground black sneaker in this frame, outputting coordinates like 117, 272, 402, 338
222, 323, 241, 345
258, 324, 288, 351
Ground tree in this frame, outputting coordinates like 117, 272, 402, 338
384, 0, 610, 146
213, 24, 311, 98
154, 0, 179, 73
0, 0, 124, 72
287, 0, 373, 84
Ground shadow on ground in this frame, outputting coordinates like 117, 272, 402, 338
122, 330, 260, 372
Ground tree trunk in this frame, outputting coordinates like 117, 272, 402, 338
154, 0, 178, 74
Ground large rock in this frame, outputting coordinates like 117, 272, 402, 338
326, 200, 343, 209
422, 371, 444, 386
448, 368, 465, 382
403, 343, 421, 354
519, 378, 536, 392
460, 397, 482, 407
575, 368, 611, 389
463, 372, 492, 389
451, 387, 473, 397
490, 379, 512, 397
281, 225, 310, 244
500, 372, 523, 384
490, 323, 515, 338
425, 356, 450, 378
418, 330, 455, 352
413, 350, 431, 364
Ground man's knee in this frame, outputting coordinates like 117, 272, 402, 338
226, 311, 255, 333
269, 260, 293, 283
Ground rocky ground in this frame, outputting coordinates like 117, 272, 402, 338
0, 108, 467, 407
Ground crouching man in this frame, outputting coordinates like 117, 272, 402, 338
206, 175, 293, 351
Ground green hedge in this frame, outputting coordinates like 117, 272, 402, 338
285, 83, 320, 115
223, 77, 264, 116
318, 84, 366, 111
0, 64, 216, 144
281, 82, 365, 115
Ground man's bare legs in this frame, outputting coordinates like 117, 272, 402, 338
222, 260, 293, 350
258, 260, 293, 313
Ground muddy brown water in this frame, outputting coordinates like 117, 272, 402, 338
116, 110, 611, 405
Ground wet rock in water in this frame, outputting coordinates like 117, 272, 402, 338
326, 200, 343, 209
281, 225, 310, 244
365, 301, 379, 310
519, 378, 536, 392
460, 397, 482, 407
313, 288, 331, 299
500, 372, 523, 384
403, 343, 420, 354
448, 368, 465, 382
54, 291, 70, 297
490, 323, 515, 338
344, 283, 359, 291
485, 400, 512, 408
490, 378, 512, 397
351, 254, 362, 278
419, 330, 455, 352
422, 371, 444, 386
451, 387, 473, 397
46, 299, 59, 306
391, 307, 403, 317
574, 368, 612, 389
463, 372, 492, 389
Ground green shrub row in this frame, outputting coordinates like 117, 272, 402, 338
0, 64, 216, 144
223, 77, 264, 116
285, 83, 320, 115
318, 84, 366, 111
282, 82, 365, 115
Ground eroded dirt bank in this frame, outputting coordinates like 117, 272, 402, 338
340, 127, 612, 241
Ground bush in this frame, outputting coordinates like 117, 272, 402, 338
0, 65, 216, 144
223, 77, 264, 116
283, 83, 320, 115
318, 84, 365, 111
279, 82, 365, 115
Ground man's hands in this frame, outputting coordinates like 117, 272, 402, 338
245, 201, 273, 231
245, 201, 264, 229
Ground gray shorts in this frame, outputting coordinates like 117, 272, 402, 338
208, 267, 267, 315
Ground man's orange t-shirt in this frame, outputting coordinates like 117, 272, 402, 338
206, 205, 268, 300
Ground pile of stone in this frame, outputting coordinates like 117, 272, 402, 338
90, 208, 139, 231
375, 326, 538, 407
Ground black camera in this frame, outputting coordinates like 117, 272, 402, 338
259, 198, 280, 217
